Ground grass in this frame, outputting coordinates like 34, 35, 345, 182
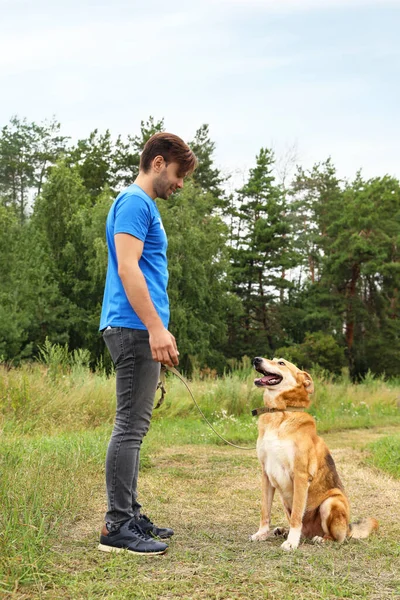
0, 428, 107, 591
1, 361, 400, 598
366, 435, 400, 479
1, 426, 399, 599
1, 362, 400, 437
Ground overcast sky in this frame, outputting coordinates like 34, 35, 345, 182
1, 0, 399, 186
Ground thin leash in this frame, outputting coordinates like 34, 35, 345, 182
156, 364, 305, 452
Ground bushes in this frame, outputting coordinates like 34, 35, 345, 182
276, 332, 346, 375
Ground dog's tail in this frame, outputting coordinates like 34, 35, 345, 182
348, 517, 379, 539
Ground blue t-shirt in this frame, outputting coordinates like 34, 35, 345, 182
99, 184, 169, 330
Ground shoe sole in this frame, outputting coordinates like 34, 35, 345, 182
98, 543, 167, 556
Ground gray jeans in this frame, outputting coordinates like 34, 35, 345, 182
103, 327, 160, 530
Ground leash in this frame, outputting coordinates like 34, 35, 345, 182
157, 365, 307, 451
159, 364, 256, 450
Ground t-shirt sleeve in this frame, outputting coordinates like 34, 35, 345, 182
114, 194, 151, 242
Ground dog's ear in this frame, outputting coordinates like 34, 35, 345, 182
301, 371, 314, 394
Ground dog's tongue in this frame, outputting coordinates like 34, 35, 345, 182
262, 374, 277, 384
257, 374, 277, 385
255, 372, 283, 387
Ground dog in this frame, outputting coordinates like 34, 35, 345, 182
250, 357, 378, 551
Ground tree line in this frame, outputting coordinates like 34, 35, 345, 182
0, 116, 399, 379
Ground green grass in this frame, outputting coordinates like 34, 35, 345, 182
0, 428, 105, 590
0, 426, 153, 592
1, 363, 400, 437
1, 422, 399, 599
366, 435, 400, 478
1, 363, 400, 598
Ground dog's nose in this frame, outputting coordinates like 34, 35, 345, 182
253, 357, 263, 367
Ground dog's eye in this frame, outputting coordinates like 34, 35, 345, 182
278, 361, 285, 366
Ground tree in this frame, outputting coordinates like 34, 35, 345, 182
0, 116, 67, 222
189, 124, 226, 203
325, 174, 400, 378
113, 116, 165, 188
275, 332, 346, 375
290, 158, 342, 284
79, 187, 114, 359
158, 179, 238, 372
66, 117, 166, 196
278, 160, 346, 354
289, 167, 400, 379
32, 161, 92, 349
0, 204, 70, 361
66, 129, 115, 199
228, 148, 295, 358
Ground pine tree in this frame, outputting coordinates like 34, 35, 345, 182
0, 116, 67, 222
229, 148, 295, 357
189, 124, 226, 204
158, 179, 237, 373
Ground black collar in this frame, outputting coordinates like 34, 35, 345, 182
251, 406, 306, 417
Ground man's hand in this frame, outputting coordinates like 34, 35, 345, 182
148, 326, 179, 367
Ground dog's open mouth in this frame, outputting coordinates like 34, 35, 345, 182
254, 370, 283, 387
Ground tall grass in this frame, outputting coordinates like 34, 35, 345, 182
0, 349, 399, 595
0, 362, 115, 435
0, 428, 110, 590
1, 360, 399, 436
0, 424, 153, 592
366, 435, 400, 478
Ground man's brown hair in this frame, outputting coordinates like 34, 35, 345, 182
139, 132, 197, 177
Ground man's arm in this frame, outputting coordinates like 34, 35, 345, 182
115, 233, 179, 367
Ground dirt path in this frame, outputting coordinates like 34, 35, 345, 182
51, 426, 400, 599
148, 426, 400, 531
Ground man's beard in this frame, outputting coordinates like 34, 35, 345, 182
154, 175, 174, 200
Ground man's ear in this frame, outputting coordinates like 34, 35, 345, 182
302, 371, 314, 394
152, 155, 164, 172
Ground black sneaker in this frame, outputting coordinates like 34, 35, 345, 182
135, 514, 174, 539
98, 519, 168, 555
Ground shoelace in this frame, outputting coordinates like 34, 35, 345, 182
127, 520, 151, 540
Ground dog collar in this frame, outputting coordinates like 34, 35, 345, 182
251, 406, 306, 417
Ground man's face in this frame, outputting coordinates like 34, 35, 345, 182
153, 160, 185, 200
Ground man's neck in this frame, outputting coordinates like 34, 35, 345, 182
134, 174, 156, 199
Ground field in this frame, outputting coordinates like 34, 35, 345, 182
1, 363, 400, 599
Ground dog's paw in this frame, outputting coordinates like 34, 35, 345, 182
250, 529, 270, 541
273, 527, 288, 538
281, 539, 299, 551
312, 536, 325, 545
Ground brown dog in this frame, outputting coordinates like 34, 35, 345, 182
251, 357, 378, 551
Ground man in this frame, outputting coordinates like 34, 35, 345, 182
98, 132, 197, 555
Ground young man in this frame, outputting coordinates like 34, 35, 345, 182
98, 133, 197, 555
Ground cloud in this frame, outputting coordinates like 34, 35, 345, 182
0, 0, 398, 184
215, 0, 400, 9
0, 11, 193, 74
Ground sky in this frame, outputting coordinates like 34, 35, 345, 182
1, 0, 400, 187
